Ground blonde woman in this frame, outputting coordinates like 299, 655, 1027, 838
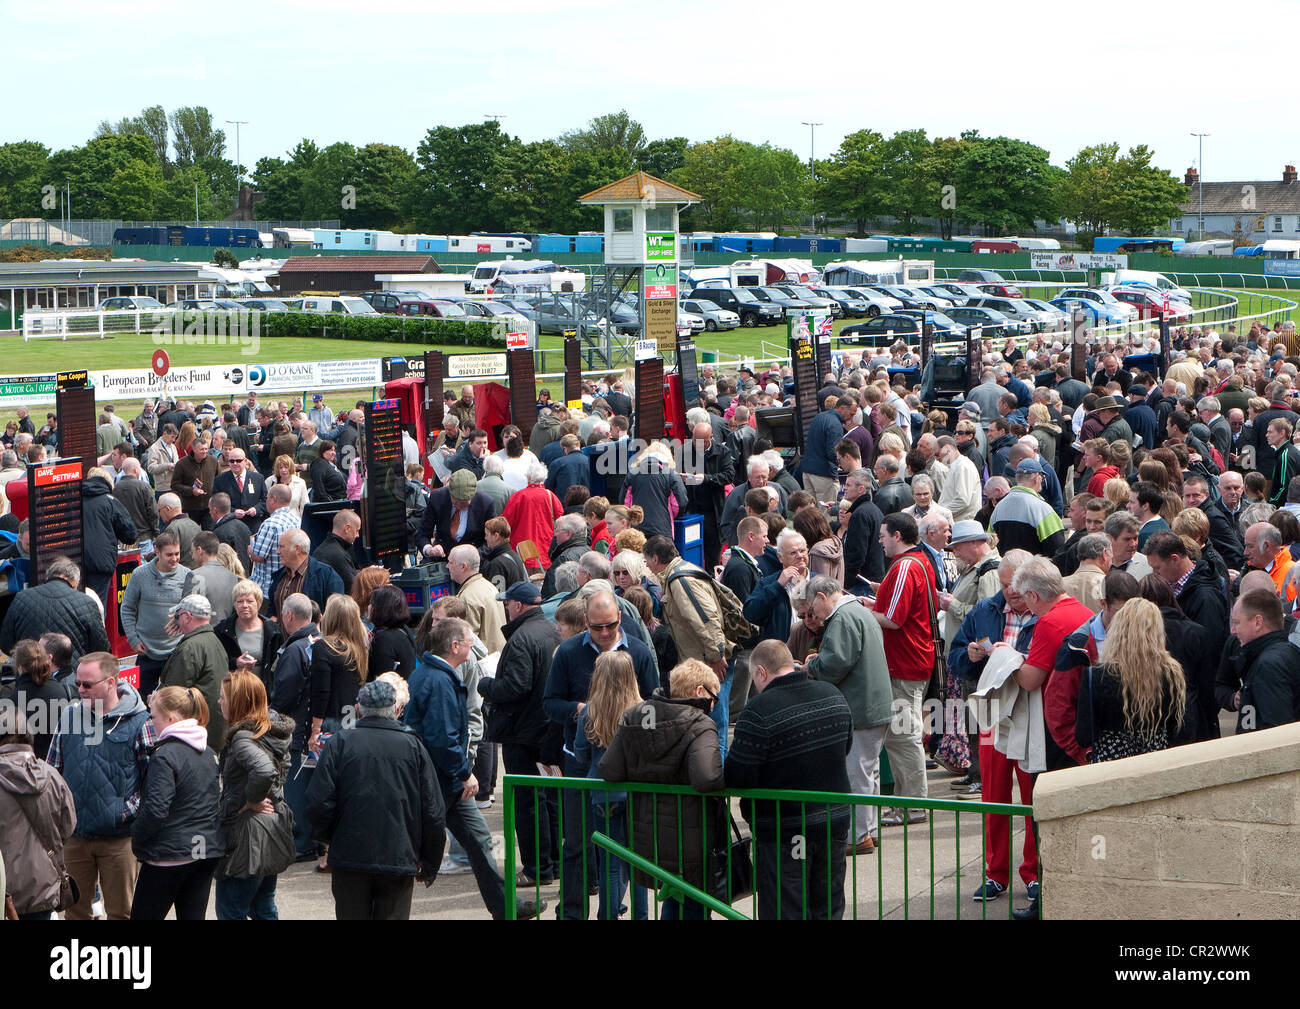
265, 453, 308, 517
1102, 476, 1132, 512
1075, 598, 1186, 762
613, 527, 646, 556
308, 595, 369, 757
216, 542, 246, 579
603, 505, 643, 559
572, 650, 648, 921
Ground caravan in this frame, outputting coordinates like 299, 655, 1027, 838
468, 259, 586, 294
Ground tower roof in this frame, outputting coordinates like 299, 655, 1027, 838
578, 171, 700, 205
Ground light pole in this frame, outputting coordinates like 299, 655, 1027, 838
802, 121, 822, 234
1191, 132, 1209, 240
485, 114, 507, 123
226, 119, 248, 179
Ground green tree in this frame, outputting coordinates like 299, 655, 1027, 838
952, 135, 1061, 235
1110, 145, 1186, 236
819, 129, 889, 235
560, 110, 646, 159
300, 142, 358, 221
0, 141, 51, 218
169, 106, 226, 165
673, 136, 750, 232
351, 143, 417, 229
879, 129, 932, 230
45, 133, 158, 218
740, 143, 809, 231
919, 132, 977, 239
636, 136, 688, 179
411, 122, 514, 233
107, 160, 164, 219
251, 155, 302, 220
1061, 142, 1120, 239
492, 139, 568, 233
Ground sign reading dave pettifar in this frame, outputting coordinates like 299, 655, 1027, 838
364, 398, 406, 573
30, 459, 84, 582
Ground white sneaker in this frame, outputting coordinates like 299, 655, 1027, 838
91, 899, 107, 920
439, 857, 473, 876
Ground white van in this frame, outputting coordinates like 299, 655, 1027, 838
1111, 269, 1193, 302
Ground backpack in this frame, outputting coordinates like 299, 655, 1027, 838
665, 566, 758, 649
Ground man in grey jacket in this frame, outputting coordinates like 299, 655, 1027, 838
805, 575, 893, 856
191, 531, 238, 622
118, 530, 197, 697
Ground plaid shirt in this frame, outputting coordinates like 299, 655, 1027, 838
1171, 565, 1195, 598
250, 506, 302, 592
47, 700, 158, 823
1002, 603, 1035, 651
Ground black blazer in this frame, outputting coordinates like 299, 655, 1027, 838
310, 457, 348, 502
212, 513, 253, 577
213, 469, 267, 533
415, 488, 495, 555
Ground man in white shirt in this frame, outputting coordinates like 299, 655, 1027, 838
936, 437, 981, 522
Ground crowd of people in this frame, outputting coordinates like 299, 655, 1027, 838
3, 315, 1300, 921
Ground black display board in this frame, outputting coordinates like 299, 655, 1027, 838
790, 336, 818, 450
1071, 308, 1088, 382
363, 399, 407, 573
966, 333, 982, 392
506, 348, 537, 443
563, 338, 582, 407
382, 357, 409, 382
423, 350, 444, 441
56, 371, 96, 476
634, 358, 665, 442
677, 336, 700, 410
919, 315, 933, 372
28, 458, 84, 583
815, 328, 832, 387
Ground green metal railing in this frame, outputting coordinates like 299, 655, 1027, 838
502, 774, 1036, 921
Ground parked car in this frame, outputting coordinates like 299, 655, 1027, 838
866, 285, 951, 311
1055, 287, 1137, 320
916, 284, 969, 307
967, 296, 1043, 332
958, 268, 1009, 284
241, 299, 291, 312
680, 298, 740, 331
893, 309, 967, 338
1104, 287, 1194, 320
579, 293, 639, 333
748, 286, 811, 316
771, 285, 842, 316
1048, 298, 1130, 327
678, 308, 706, 333
99, 295, 166, 311
839, 287, 904, 315
360, 291, 424, 314
1019, 298, 1069, 331
397, 299, 467, 318
456, 300, 532, 329
805, 285, 871, 317
947, 305, 1028, 337
839, 313, 923, 345
511, 297, 602, 335
166, 299, 222, 312
687, 287, 783, 327
1105, 279, 1193, 304
974, 282, 1023, 299
300, 295, 380, 315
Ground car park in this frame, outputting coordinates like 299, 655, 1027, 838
839, 287, 904, 315
957, 268, 1009, 284
916, 284, 969, 306
241, 299, 291, 312
299, 295, 380, 315
397, 299, 467, 318
680, 297, 740, 331
893, 309, 967, 338
678, 307, 706, 332
687, 287, 783, 327
1020, 298, 1069, 330
456, 300, 533, 329
1106, 287, 1194, 321
750, 286, 812, 316
973, 282, 1023, 299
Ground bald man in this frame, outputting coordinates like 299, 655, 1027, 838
113, 456, 159, 542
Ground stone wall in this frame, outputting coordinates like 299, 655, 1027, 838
1034, 723, 1300, 919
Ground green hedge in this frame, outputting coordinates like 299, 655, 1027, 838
257, 312, 504, 346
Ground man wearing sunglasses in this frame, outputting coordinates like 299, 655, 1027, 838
46, 651, 155, 921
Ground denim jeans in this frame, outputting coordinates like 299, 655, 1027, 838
444, 793, 506, 920
502, 742, 558, 880
215, 874, 279, 920
558, 754, 597, 919
710, 656, 734, 763
592, 800, 648, 921
285, 750, 319, 859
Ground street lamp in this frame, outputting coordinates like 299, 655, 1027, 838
802, 121, 822, 234
1190, 132, 1209, 240
226, 120, 249, 179
485, 114, 507, 122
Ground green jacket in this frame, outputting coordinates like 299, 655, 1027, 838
806, 598, 893, 729
161, 624, 230, 751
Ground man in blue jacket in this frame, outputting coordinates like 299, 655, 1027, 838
406, 616, 543, 920
801, 392, 857, 502
542, 590, 657, 919
743, 530, 808, 644
267, 528, 344, 618
544, 434, 591, 503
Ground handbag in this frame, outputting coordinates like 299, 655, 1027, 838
12, 793, 79, 912
707, 811, 755, 904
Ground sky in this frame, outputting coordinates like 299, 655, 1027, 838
4, 0, 1292, 184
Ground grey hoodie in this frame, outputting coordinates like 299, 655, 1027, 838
119, 560, 197, 659
0, 742, 77, 913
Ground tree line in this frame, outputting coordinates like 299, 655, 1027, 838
0, 109, 1187, 242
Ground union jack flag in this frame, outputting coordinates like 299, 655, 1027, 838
815, 315, 834, 338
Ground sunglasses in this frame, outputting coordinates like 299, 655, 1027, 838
75, 676, 112, 690
588, 620, 620, 632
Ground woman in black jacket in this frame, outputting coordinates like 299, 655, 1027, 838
1, 639, 75, 759
368, 585, 417, 681
131, 685, 225, 920
1138, 575, 1218, 743
309, 595, 368, 753
214, 580, 284, 691
81, 469, 138, 608
1076, 599, 1187, 762
310, 441, 348, 502
214, 671, 296, 920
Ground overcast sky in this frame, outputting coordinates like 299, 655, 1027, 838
5, 0, 1289, 185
